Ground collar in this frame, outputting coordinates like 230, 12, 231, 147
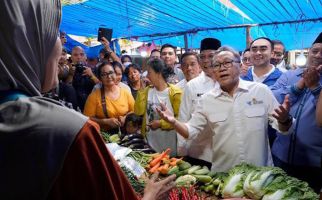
200, 71, 216, 84
276, 60, 286, 69
251, 64, 275, 79
213, 78, 249, 98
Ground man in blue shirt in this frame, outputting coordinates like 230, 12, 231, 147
271, 32, 322, 193
242, 37, 283, 87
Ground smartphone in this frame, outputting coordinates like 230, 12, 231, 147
97, 27, 112, 42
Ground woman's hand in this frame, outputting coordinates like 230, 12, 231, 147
103, 118, 121, 129
118, 116, 126, 127
142, 172, 176, 200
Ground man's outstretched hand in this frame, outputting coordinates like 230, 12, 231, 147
142, 172, 176, 200
156, 103, 176, 124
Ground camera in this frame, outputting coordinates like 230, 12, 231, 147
74, 62, 86, 74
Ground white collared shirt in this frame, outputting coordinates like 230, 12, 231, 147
276, 60, 288, 73
186, 79, 284, 171
177, 72, 218, 162
251, 65, 275, 83
175, 79, 187, 90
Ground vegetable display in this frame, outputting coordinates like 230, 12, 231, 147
104, 135, 319, 200
198, 163, 318, 200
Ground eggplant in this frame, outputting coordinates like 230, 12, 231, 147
128, 143, 145, 149
121, 134, 143, 142
121, 138, 145, 147
127, 138, 145, 145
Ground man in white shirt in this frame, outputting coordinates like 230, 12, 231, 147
177, 38, 221, 167
157, 46, 292, 171
175, 52, 201, 90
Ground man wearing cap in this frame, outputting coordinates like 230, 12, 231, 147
177, 38, 221, 168
270, 32, 322, 193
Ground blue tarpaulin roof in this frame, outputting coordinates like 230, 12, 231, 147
61, 0, 322, 51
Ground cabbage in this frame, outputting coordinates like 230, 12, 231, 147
221, 163, 256, 198
218, 163, 319, 200
262, 176, 319, 200
243, 166, 286, 199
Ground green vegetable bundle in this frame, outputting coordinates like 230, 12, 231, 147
198, 163, 319, 200
120, 165, 145, 194
127, 150, 155, 168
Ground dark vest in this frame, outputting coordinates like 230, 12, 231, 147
0, 97, 87, 199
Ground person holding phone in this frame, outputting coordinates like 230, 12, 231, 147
68, 46, 100, 111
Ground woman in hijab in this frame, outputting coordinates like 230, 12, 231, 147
0, 1, 175, 199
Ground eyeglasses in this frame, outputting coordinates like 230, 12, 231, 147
100, 71, 115, 77
212, 60, 239, 70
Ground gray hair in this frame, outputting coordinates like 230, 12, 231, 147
217, 46, 241, 62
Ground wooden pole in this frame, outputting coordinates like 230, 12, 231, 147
184, 33, 188, 52
246, 26, 251, 48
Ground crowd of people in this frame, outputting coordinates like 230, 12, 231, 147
0, 0, 321, 199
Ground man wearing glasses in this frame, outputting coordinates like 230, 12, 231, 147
157, 46, 292, 172
242, 37, 283, 87
271, 40, 288, 73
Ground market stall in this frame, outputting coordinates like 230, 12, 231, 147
103, 132, 319, 200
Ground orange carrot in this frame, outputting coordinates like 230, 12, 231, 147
169, 160, 177, 166
159, 164, 169, 175
162, 157, 170, 164
157, 164, 164, 171
149, 148, 171, 167
152, 153, 161, 159
169, 157, 183, 166
149, 162, 161, 173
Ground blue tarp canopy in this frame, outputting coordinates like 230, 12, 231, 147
61, 0, 322, 51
